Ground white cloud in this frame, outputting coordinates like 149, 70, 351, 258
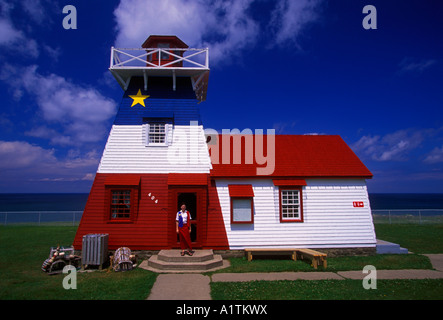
398, 57, 438, 73
0, 18, 22, 44
0, 140, 57, 169
1, 64, 117, 146
269, 0, 323, 47
0, 17, 39, 58
424, 145, 443, 164
0, 0, 56, 58
114, 0, 209, 48
0, 140, 100, 182
352, 129, 427, 162
113, 0, 323, 64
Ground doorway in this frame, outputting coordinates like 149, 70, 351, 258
176, 192, 198, 244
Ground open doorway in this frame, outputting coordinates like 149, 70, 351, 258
177, 192, 198, 243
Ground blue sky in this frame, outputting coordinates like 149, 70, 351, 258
0, 0, 442, 193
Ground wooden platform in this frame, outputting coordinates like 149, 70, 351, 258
244, 248, 327, 269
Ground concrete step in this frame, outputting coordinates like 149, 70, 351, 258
376, 239, 409, 254
146, 249, 228, 272
157, 249, 215, 263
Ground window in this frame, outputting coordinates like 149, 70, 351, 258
147, 123, 167, 145
104, 176, 140, 223
158, 43, 170, 60
231, 198, 254, 224
228, 185, 254, 224
279, 188, 303, 222
110, 190, 132, 219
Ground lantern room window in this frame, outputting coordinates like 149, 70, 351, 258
158, 43, 170, 59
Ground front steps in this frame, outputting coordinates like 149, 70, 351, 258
376, 239, 409, 254
142, 249, 229, 273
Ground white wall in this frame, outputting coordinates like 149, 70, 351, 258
98, 124, 212, 173
215, 178, 376, 249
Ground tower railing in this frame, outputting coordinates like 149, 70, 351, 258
110, 47, 209, 70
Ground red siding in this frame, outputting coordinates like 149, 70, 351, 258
205, 180, 230, 249
73, 173, 229, 251
167, 173, 208, 186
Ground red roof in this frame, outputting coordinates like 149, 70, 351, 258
209, 135, 372, 179
141, 35, 189, 48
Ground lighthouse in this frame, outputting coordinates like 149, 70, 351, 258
73, 35, 227, 250
75, 35, 376, 257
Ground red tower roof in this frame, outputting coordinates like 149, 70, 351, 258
141, 35, 189, 48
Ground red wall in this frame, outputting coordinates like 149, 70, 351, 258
73, 173, 229, 251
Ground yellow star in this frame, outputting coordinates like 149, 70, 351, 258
129, 89, 149, 107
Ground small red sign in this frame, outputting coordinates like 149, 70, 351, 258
353, 201, 364, 207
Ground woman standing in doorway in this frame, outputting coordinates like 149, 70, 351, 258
176, 203, 194, 256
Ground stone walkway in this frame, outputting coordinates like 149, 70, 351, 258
146, 254, 443, 300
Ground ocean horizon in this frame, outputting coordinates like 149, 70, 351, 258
0, 193, 442, 212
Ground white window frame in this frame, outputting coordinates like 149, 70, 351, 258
146, 123, 169, 146
280, 189, 303, 222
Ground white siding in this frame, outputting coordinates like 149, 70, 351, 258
98, 125, 212, 173
215, 178, 376, 249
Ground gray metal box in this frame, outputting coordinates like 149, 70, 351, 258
82, 234, 109, 268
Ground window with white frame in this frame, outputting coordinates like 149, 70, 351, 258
280, 188, 303, 222
147, 123, 167, 145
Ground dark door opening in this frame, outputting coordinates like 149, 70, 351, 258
177, 192, 198, 243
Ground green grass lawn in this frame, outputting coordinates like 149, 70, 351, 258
1, 224, 442, 300
0, 226, 157, 300
211, 279, 443, 300
209, 223, 443, 299
374, 223, 443, 254
209, 253, 433, 274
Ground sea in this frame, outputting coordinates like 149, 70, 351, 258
0, 193, 442, 211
